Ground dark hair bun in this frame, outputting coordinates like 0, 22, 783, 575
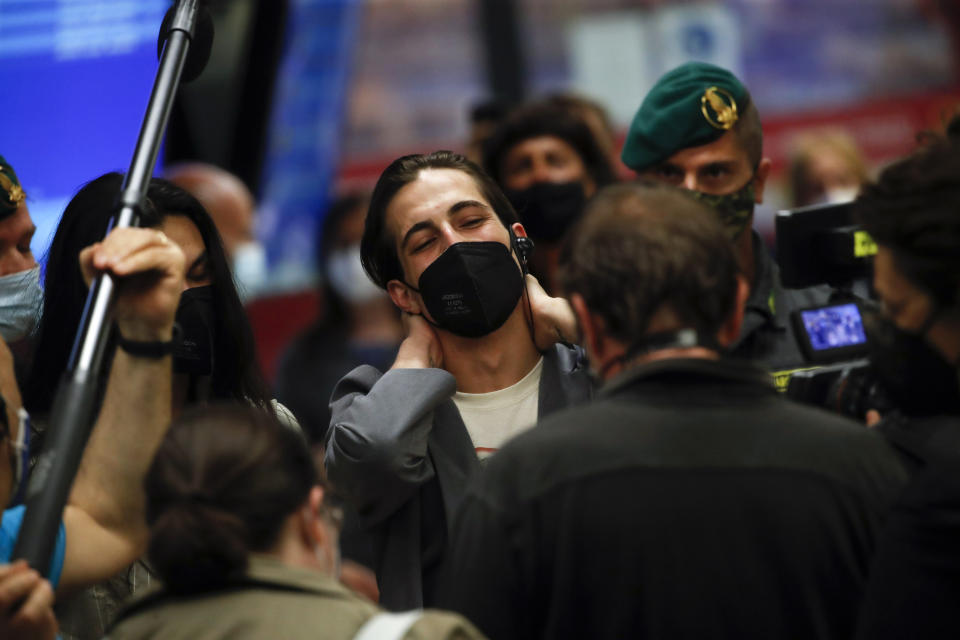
147, 499, 249, 594
144, 405, 319, 595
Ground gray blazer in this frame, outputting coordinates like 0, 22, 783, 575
325, 344, 593, 610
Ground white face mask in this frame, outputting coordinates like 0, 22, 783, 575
823, 186, 859, 205
326, 245, 383, 304
0, 265, 43, 342
231, 241, 268, 301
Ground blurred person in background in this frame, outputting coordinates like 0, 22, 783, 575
788, 128, 870, 207
0, 156, 44, 379
325, 151, 592, 610
166, 162, 268, 298
107, 404, 486, 640
483, 102, 616, 293
1, 224, 185, 639
275, 192, 404, 603
276, 193, 403, 446
852, 123, 960, 640
24, 172, 282, 639
440, 181, 906, 640
622, 62, 832, 373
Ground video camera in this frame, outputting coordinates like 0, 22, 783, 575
774, 201, 894, 419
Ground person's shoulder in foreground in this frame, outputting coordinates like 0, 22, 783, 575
108, 554, 486, 640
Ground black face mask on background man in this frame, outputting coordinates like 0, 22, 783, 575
505, 181, 587, 243
404, 240, 524, 339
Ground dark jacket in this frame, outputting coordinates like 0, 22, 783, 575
440, 357, 907, 640
325, 344, 592, 610
855, 414, 960, 639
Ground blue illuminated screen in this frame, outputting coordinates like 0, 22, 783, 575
801, 303, 867, 351
0, 0, 169, 261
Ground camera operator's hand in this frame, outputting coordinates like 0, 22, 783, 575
79, 228, 186, 341
525, 274, 578, 350
865, 410, 882, 428
0, 561, 58, 640
392, 312, 443, 370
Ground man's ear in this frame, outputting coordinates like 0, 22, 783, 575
717, 275, 750, 348
571, 293, 605, 363
387, 279, 422, 315
298, 486, 327, 548
753, 157, 773, 204
511, 222, 528, 239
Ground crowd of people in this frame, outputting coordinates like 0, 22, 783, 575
1, 59, 959, 640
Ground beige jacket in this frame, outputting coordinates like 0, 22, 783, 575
106, 555, 485, 640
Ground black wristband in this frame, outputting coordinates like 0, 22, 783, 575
117, 326, 178, 359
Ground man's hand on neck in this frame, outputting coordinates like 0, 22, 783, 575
391, 313, 443, 370
389, 294, 546, 394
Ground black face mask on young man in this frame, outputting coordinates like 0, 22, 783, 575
404, 241, 524, 339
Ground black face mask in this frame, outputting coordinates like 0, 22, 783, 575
406, 241, 524, 338
864, 308, 960, 416
505, 181, 587, 242
173, 285, 215, 376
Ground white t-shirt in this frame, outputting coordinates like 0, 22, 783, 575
452, 357, 543, 460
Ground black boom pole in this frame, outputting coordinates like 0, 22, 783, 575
12, 0, 214, 575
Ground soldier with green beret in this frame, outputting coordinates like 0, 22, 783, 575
0, 155, 43, 342
621, 61, 831, 377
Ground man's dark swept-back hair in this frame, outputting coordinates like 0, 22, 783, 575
855, 124, 960, 310
559, 181, 741, 344
482, 102, 617, 190
361, 150, 519, 288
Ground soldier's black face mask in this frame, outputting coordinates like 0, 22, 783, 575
404, 241, 524, 338
505, 181, 586, 242
172, 285, 215, 376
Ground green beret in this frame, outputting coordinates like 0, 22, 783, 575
621, 62, 748, 171
0, 155, 26, 218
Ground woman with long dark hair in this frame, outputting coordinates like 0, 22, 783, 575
107, 404, 484, 639
25, 172, 276, 639
26, 172, 270, 415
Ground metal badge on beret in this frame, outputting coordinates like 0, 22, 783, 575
701, 86, 738, 130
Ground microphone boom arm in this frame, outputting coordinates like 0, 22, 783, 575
12, 0, 206, 575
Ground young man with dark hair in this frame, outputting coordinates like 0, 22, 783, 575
325, 151, 592, 610
621, 62, 831, 375
440, 181, 905, 640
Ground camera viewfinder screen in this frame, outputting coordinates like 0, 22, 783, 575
800, 303, 867, 351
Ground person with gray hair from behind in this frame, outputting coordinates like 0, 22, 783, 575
439, 181, 906, 640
